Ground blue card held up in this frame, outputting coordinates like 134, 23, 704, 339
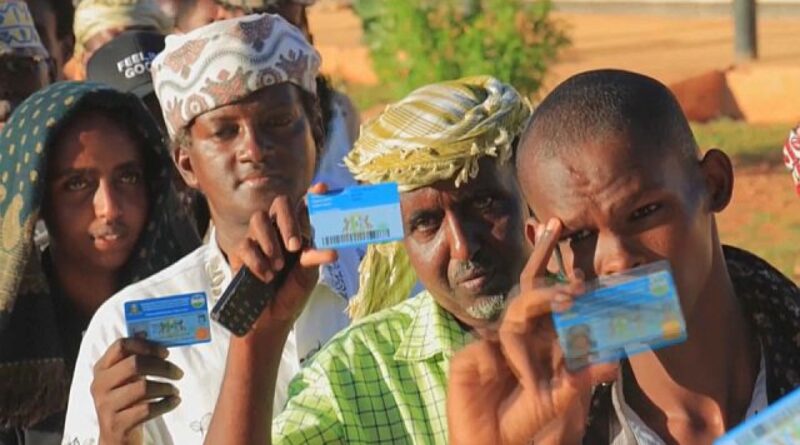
715, 387, 800, 445
124, 292, 212, 348
552, 261, 687, 371
308, 182, 404, 249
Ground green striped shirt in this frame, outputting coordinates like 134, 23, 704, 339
273, 291, 473, 444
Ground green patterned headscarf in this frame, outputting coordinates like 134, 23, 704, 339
0, 81, 200, 427
344, 76, 532, 320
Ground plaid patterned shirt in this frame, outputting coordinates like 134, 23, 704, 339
273, 291, 473, 444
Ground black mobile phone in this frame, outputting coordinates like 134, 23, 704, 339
210, 237, 303, 337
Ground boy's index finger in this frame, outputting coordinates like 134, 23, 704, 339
520, 218, 563, 289
95, 338, 167, 372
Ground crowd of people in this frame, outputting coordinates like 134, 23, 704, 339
0, 1, 797, 444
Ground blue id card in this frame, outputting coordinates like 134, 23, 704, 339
552, 261, 687, 370
308, 182, 404, 249
124, 292, 212, 348
715, 387, 800, 445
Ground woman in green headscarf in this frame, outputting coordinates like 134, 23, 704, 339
0, 82, 200, 444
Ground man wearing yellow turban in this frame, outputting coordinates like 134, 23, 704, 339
200, 75, 533, 444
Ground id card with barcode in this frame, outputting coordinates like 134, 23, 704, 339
715, 387, 800, 445
552, 261, 687, 370
308, 182, 404, 249
124, 292, 212, 348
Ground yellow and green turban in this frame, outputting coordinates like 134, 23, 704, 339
344, 75, 532, 320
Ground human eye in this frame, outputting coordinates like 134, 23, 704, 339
119, 168, 143, 185
472, 193, 496, 210
269, 115, 294, 127
630, 203, 662, 222
409, 212, 442, 234
560, 229, 594, 245
212, 123, 239, 140
64, 175, 90, 191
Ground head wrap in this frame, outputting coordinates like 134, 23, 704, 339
151, 13, 321, 139
344, 75, 532, 319
215, 0, 317, 11
73, 0, 173, 58
0, 1, 49, 60
784, 126, 800, 196
0, 81, 200, 427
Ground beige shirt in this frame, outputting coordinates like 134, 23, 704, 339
62, 229, 349, 445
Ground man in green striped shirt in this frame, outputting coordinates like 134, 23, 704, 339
201, 76, 534, 444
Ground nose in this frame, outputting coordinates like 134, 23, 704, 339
237, 123, 273, 163
594, 232, 644, 276
444, 213, 480, 262
93, 180, 123, 222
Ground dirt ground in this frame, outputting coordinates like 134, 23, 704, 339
308, 6, 800, 282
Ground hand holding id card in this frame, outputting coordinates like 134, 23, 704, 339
552, 261, 688, 370
210, 182, 405, 337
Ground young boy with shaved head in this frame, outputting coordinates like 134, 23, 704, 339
447, 69, 799, 445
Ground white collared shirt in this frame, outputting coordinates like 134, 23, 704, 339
62, 230, 349, 445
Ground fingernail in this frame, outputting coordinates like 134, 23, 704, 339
288, 236, 302, 251
174, 367, 184, 379
547, 219, 559, 231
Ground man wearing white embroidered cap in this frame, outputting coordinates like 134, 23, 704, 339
63, 13, 349, 445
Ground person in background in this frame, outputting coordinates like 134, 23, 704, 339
86, 29, 212, 242
176, 0, 366, 304
0, 82, 199, 445
63, 0, 172, 81
783, 125, 800, 196
86, 30, 166, 132
191, 75, 532, 445
23, 0, 75, 81
446, 69, 800, 445
0, 0, 50, 132
63, 14, 349, 444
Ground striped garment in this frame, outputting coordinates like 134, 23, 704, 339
783, 126, 800, 196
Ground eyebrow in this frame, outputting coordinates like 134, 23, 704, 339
52, 160, 143, 180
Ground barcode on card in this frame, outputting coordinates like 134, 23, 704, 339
321, 229, 390, 247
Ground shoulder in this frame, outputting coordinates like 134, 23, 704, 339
321, 297, 417, 353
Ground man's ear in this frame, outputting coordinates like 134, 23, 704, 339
173, 141, 200, 191
524, 217, 540, 247
699, 148, 734, 213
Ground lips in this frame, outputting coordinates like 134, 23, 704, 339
456, 267, 496, 293
239, 171, 287, 188
90, 225, 129, 251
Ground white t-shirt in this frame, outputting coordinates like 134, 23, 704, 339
62, 230, 349, 445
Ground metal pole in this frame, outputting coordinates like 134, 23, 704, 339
733, 0, 758, 61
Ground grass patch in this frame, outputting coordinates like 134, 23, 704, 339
692, 119, 791, 166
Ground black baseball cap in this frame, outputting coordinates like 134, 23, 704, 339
86, 30, 166, 99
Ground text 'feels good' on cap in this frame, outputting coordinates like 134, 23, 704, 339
86, 30, 166, 99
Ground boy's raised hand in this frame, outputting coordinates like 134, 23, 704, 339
447, 219, 618, 445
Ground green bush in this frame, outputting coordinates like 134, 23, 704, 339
352, 0, 569, 98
